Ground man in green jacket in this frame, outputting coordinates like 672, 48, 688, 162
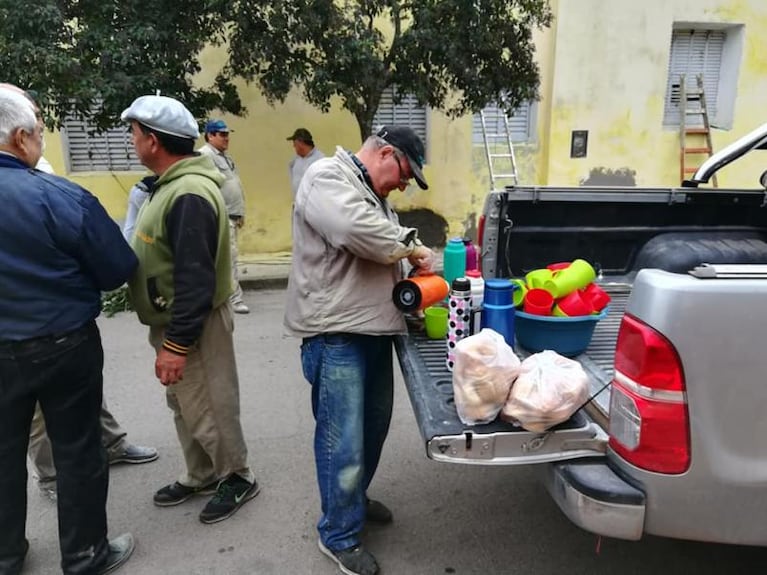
122, 95, 258, 524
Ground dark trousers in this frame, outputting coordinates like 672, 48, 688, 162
0, 321, 110, 575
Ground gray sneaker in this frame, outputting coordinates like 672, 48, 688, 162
96, 533, 135, 575
318, 539, 379, 575
232, 302, 250, 314
109, 444, 159, 465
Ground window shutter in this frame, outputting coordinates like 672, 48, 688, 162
663, 29, 725, 127
373, 87, 428, 157
472, 102, 533, 144
62, 113, 143, 172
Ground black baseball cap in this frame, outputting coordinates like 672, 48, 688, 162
376, 125, 428, 190
286, 128, 314, 144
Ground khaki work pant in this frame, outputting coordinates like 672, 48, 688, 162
229, 218, 244, 305
149, 302, 253, 487
28, 399, 127, 483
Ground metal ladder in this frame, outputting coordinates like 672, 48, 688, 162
479, 109, 519, 188
679, 73, 717, 188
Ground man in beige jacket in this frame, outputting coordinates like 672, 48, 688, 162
198, 120, 249, 314
284, 125, 434, 575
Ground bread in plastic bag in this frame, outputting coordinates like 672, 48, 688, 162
501, 350, 589, 432
452, 328, 521, 425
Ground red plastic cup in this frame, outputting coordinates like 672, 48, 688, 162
553, 290, 594, 317
523, 288, 554, 316
581, 283, 611, 312
546, 262, 571, 271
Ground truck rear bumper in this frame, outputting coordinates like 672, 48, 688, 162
543, 459, 646, 541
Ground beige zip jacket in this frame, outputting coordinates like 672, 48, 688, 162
284, 147, 420, 337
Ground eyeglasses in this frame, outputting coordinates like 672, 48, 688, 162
393, 151, 411, 186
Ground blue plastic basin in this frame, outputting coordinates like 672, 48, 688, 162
514, 308, 608, 357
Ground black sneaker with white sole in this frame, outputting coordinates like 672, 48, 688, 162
318, 539, 379, 575
153, 480, 218, 507
199, 474, 260, 524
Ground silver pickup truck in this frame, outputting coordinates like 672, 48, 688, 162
395, 123, 767, 546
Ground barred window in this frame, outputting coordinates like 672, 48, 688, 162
373, 86, 428, 158
61, 109, 143, 172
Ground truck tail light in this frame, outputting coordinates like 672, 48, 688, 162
608, 314, 690, 474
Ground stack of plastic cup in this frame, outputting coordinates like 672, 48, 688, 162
552, 290, 593, 317
543, 259, 596, 298
523, 288, 554, 316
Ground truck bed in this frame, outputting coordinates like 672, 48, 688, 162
393, 284, 630, 465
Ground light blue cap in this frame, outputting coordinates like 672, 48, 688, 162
120, 95, 199, 139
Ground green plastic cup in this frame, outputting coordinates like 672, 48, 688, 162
510, 279, 528, 307
525, 268, 553, 290
424, 306, 449, 339
543, 259, 596, 298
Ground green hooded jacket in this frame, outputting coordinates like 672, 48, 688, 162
129, 154, 231, 327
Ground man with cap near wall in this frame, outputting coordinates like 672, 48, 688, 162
198, 119, 249, 314
284, 125, 435, 575
0, 83, 136, 574
287, 128, 324, 200
121, 95, 259, 524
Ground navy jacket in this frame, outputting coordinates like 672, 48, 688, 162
0, 154, 138, 340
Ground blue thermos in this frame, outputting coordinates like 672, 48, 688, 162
480, 279, 516, 348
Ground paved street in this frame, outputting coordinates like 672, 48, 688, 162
23, 289, 767, 574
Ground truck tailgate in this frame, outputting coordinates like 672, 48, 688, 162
393, 284, 630, 465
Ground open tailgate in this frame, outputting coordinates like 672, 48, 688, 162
394, 324, 608, 466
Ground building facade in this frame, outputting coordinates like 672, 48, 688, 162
42, 0, 767, 255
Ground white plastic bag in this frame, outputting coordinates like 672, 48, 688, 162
501, 350, 589, 432
452, 328, 521, 425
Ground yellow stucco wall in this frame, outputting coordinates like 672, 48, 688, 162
42, 0, 767, 256
546, 0, 767, 187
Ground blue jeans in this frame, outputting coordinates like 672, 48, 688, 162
301, 333, 394, 552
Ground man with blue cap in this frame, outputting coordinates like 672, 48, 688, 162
198, 119, 249, 314
121, 95, 259, 524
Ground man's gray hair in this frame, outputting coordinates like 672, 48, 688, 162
0, 88, 37, 145
363, 135, 390, 150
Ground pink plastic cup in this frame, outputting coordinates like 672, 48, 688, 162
523, 288, 554, 316
553, 290, 594, 317
582, 283, 611, 312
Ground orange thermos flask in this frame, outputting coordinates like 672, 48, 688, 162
392, 274, 450, 312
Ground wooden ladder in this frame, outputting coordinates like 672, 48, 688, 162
479, 109, 519, 188
679, 73, 717, 187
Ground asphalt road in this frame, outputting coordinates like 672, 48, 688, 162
23, 289, 767, 574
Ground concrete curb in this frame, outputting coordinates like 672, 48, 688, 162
240, 276, 289, 290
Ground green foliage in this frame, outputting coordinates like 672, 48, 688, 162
101, 285, 133, 318
0, 0, 242, 130
226, 0, 552, 139
0, 0, 551, 139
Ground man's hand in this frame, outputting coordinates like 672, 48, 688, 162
155, 348, 187, 386
236, 216, 245, 229
408, 245, 436, 274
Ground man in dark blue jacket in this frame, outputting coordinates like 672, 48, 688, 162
0, 85, 137, 575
